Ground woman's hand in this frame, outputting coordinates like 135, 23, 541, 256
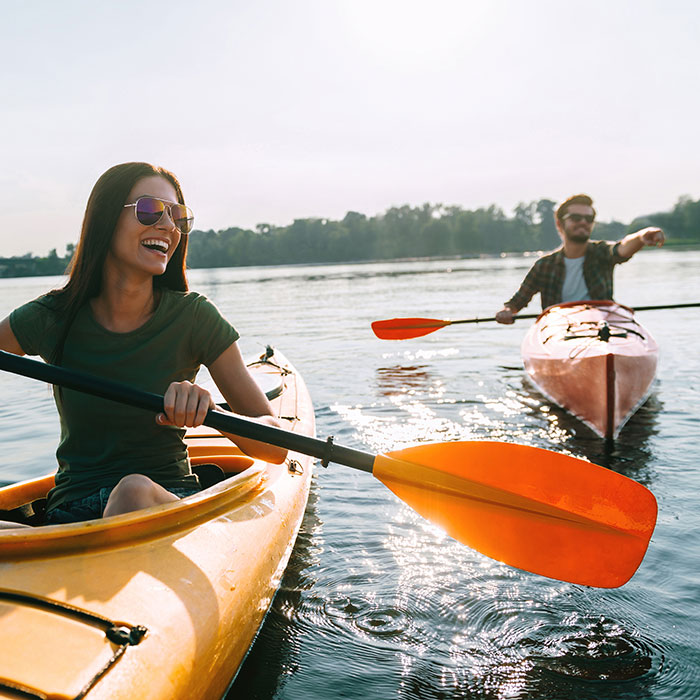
209, 342, 289, 464
157, 381, 215, 428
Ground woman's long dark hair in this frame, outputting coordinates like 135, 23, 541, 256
49, 162, 190, 364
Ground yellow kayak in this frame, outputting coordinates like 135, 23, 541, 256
0, 347, 314, 700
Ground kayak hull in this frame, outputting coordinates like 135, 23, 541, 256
0, 347, 314, 700
521, 301, 658, 439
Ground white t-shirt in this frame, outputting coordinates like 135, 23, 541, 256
561, 255, 591, 302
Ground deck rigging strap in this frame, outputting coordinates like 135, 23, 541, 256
0, 589, 147, 700
561, 325, 645, 341
0, 677, 50, 700
247, 358, 292, 375
246, 345, 292, 376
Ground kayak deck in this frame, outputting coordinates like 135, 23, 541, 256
0, 347, 315, 700
521, 301, 658, 439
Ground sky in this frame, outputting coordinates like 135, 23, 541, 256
1, 0, 699, 257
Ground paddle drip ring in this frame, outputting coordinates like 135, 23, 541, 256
321, 436, 334, 468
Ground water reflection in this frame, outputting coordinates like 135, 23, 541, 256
228, 482, 323, 698
375, 364, 436, 398
4, 253, 696, 700
237, 479, 667, 700
309, 360, 668, 699
516, 379, 662, 486
190, 257, 518, 289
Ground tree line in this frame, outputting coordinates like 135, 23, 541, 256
1, 196, 698, 278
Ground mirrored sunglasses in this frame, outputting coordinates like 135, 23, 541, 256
563, 212, 595, 224
124, 196, 194, 234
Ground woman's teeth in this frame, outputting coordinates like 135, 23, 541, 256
142, 239, 169, 252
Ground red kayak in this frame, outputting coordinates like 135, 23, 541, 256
521, 301, 658, 439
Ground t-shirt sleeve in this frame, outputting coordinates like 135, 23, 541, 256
190, 295, 240, 367
505, 258, 543, 312
610, 240, 630, 264
9, 297, 61, 359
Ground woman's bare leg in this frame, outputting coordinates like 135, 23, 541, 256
103, 474, 179, 517
0, 520, 31, 529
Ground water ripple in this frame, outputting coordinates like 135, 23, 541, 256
7, 260, 700, 700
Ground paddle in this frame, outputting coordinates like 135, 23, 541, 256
372, 314, 539, 339
0, 350, 656, 588
372, 301, 700, 340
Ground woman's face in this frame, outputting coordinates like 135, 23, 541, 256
107, 175, 182, 281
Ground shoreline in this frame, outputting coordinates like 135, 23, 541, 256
1, 242, 698, 281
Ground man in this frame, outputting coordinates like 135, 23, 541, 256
495, 194, 665, 324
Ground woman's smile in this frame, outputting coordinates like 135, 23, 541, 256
108, 175, 182, 277
141, 237, 171, 256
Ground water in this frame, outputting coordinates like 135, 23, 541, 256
1, 249, 699, 699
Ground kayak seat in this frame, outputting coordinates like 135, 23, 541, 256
190, 454, 256, 488
190, 454, 255, 475
192, 463, 227, 489
0, 497, 46, 527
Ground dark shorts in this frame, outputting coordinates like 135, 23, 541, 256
45, 484, 202, 525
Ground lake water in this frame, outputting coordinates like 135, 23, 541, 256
1, 249, 699, 700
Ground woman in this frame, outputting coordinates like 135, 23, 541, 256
0, 162, 287, 524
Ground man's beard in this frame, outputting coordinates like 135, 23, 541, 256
566, 230, 590, 244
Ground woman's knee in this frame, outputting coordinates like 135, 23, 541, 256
105, 474, 178, 516
111, 474, 158, 503
104, 474, 180, 518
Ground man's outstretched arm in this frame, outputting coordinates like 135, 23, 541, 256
617, 227, 665, 259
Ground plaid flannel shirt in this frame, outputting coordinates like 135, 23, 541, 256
505, 240, 629, 312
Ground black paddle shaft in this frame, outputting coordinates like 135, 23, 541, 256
453, 302, 700, 325
0, 350, 375, 473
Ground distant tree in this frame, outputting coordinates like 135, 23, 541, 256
3, 194, 698, 279
593, 220, 627, 241
513, 202, 539, 249
536, 199, 559, 249
674, 196, 700, 240
514, 201, 536, 226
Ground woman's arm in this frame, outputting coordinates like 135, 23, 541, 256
0, 316, 25, 355
208, 342, 288, 464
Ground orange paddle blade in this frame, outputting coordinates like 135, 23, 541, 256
373, 441, 657, 587
371, 317, 450, 340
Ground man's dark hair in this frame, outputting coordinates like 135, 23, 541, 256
556, 194, 596, 221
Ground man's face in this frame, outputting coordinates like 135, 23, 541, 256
558, 204, 595, 244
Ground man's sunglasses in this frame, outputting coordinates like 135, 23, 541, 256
563, 212, 595, 224
124, 197, 194, 234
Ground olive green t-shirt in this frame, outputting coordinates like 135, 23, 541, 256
10, 290, 239, 510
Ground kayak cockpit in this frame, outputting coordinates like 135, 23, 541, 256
0, 452, 257, 525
